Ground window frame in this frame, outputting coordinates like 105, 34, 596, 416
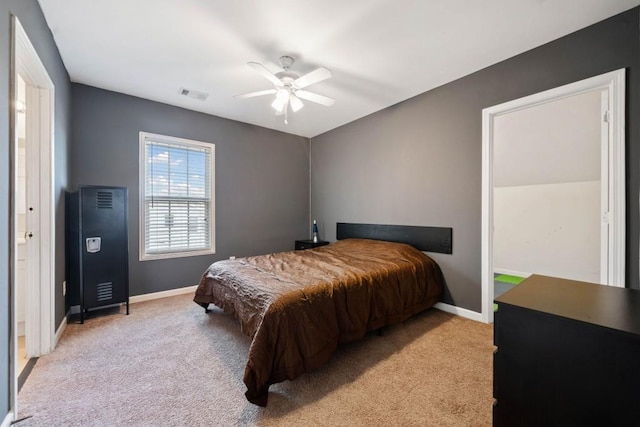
139, 131, 215, 261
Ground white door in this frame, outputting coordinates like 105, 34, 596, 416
15, 73, 31, 375
599, 90, 610, 284
20, 79, 50, 358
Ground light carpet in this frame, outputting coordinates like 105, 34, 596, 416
17, 294, 493, 426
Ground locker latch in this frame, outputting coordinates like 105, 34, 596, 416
86, 237, 101, 253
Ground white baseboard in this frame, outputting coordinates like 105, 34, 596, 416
493, 268, 531, 278
55, 315, 67, 347
1, 412, 14, 427
67, 285, 198, 317
434, 302, 484, 323
129, 285, 198, 304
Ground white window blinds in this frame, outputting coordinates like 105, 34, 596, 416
140, 133, 215, 259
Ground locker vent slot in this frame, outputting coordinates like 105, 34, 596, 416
96, 282, 113, 302
96, 191, 113, 209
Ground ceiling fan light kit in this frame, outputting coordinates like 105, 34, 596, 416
272, 88, 290, 112
289, 94, 304, 112
236, 55, 334, 124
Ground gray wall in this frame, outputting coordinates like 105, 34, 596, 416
311, 8, 640, 312
70, 84, 309, 297
0, 0, 70, 419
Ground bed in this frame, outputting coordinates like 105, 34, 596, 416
193, 223, 449, 406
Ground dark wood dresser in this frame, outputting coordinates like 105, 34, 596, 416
493, 274, 640, 426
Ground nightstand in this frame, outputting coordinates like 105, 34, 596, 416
295, 239, 330, 250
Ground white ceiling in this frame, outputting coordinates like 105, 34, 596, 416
38, 0, 639, 138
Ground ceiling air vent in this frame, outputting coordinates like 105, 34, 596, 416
179, 87, 209, 101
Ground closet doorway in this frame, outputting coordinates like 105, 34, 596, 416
481, 69, 625, 323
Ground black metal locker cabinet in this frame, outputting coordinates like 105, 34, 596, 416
67, 186, 129, 323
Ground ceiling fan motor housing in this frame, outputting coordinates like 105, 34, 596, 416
275, 73, 299, 88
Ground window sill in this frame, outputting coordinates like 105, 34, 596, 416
139, 248, 215, 261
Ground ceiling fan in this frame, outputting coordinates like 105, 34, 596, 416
235, 56, 335, 124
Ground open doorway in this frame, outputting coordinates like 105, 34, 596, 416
493, 89, 603, 294
481, 69, 625, 323
15, 73, 29, 379
10, 16, 56, 420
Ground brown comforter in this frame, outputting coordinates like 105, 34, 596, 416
193, 238, 444, 406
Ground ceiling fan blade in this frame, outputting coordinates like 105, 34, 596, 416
234, 89, 276, 99
295, 90, 335, 107
247, 62, 282, 87
293, 67, 332, 89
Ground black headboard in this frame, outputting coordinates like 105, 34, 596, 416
336, 222, 452, 254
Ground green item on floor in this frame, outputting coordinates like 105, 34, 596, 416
495, 274, 526, 285
493, 303, 498, 312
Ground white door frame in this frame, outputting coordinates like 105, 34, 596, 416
10, 16, 56, 419
481, 69, 625, 323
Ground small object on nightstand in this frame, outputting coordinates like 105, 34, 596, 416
295, 239, 329, 250
312, 220, 319, 243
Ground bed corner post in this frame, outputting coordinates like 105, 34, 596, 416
196, 302, 211, 313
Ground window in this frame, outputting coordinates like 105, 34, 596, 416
139, 132, 215, 260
